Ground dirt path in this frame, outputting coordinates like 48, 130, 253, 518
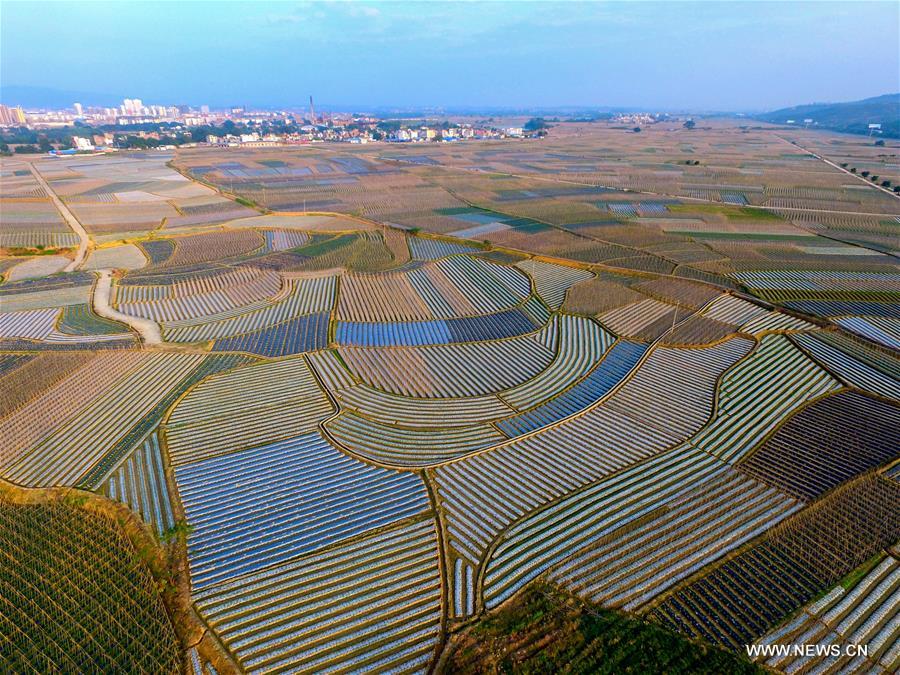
92, 269, 162, 344
29, 162, 91, 271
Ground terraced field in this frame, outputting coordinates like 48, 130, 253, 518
1, 136, 897, 673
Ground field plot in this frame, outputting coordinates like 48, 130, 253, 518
548, 467, 801, 611
0, 159, 77, 249
434, 338, 751, 614
737, 391, 900, 500
648, 474, 900, 650
683, 334, 841, 464
164, 356, 333, 465
752, 555, 900, 674
0, 495, 180, 673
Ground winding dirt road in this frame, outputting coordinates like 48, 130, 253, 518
29, 162, 91, 271
92, 269, 162, 344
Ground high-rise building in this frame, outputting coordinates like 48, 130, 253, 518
14, 106, 26, 124
74, 102, 83, 116
0, 105, 14, 126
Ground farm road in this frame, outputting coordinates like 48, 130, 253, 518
93, 270, 162, 344
28, 162, 91, 271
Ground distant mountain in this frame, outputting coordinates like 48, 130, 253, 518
756, 94, 900, 138
0, 85, 120, 109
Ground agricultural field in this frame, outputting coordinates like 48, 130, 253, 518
0, 123, 897, 673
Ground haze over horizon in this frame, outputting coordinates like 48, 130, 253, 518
2, 1, 899, 111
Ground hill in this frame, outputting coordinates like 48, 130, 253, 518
443, 582, 764, 674
756, 93, 900, 138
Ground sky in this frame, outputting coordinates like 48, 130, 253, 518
2, 1, 898, 111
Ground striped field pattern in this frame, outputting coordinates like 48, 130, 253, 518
701, 294, 769, 325
514, 260, 594, 309
163, 275, 335, 342
434, 338, 752, 613
548, 468, 801, 611
175, 432, 431, 589
338, 331, 555, 397
408, 237, 478, 260
115, 267, 282, 322
792, 333, 900, 400
192, 517, 442, 674
164, 356, 333, 466
686, 335, 841, 464
835, 316, 900, 350
482, 447, 729, 610
752, 555, 900, 674
0, 308, 59, 340
100, 432, 175, 536
2, 353, 203, 487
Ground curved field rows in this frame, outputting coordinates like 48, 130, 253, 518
548, 468, 801, 611
334, 384, 514, 427
500, 315, 614, 410
792, 333, 900, 400
482, 447, 728, 611
338, 332, 555, 397
700, 294, 768, 325
835, 315, 900, 350
515, 259, 594, 309
115, 267, 282, 322
433, 338, 752, 613
408, 237, 477, 260
3, 353, 203, 487
753, 555, 900, 674
336, 255, 529, 322
686, 334, 841, 464
326, 412, 506, 467
163, 275, 335, 342
165, 356, 333, 466
193, 517, 442, 674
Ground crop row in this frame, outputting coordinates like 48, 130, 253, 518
164, 356, 334, 465
792, 333, 899, 400
212, 311, 329, 357
481, 447, 728, 611
648, 474, 900, 649
548, 468, 801, 611
337, 330, 555, 397
334, 307, 539, 347
598, 298, 677, 338
336, 256, 529, 322
686, 334, 841, 464
100, 431, 175, 536
499, 314, 614, 410
496, 341, 647, 437
700, 294, 768, 326
3, 353, 203, 487
835, 315, 900, 350
408, 237, 477, 260
116, 268, 282, 322
163, 229, 265, 267
164, 275, 336, 342
192, 518, 441, 674
326, 412, 504, 467
263, 229, 309, 252
175, 431, 431, 589
737, 391, 900, 500
0, 352, 146, 470
0, 308, 60, 340
752, 555, 899, 673
434, 338, 751, 580
514, 260, 594, 309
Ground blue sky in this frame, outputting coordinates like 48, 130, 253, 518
2, 1, 898, 111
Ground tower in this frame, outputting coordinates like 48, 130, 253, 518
309, 95, 316, 125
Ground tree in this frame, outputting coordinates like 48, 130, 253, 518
633, 127, 642, 133
524, 117, 550, 132
683, 119, 696, 130
850, 167, 857, 173
14, 144, 39, 154
871, 175, 879, 182
861, 170, 870, 177
840, 162, 848, 168
874, 139, 885, 146
881, 180, 891, 187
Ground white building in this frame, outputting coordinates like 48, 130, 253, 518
73, 102, 83, 116
72, 136, 94, 151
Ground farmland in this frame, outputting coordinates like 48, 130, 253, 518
0, 121, 897, 673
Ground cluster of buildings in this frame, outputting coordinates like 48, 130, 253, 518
0, 105, 27, 126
